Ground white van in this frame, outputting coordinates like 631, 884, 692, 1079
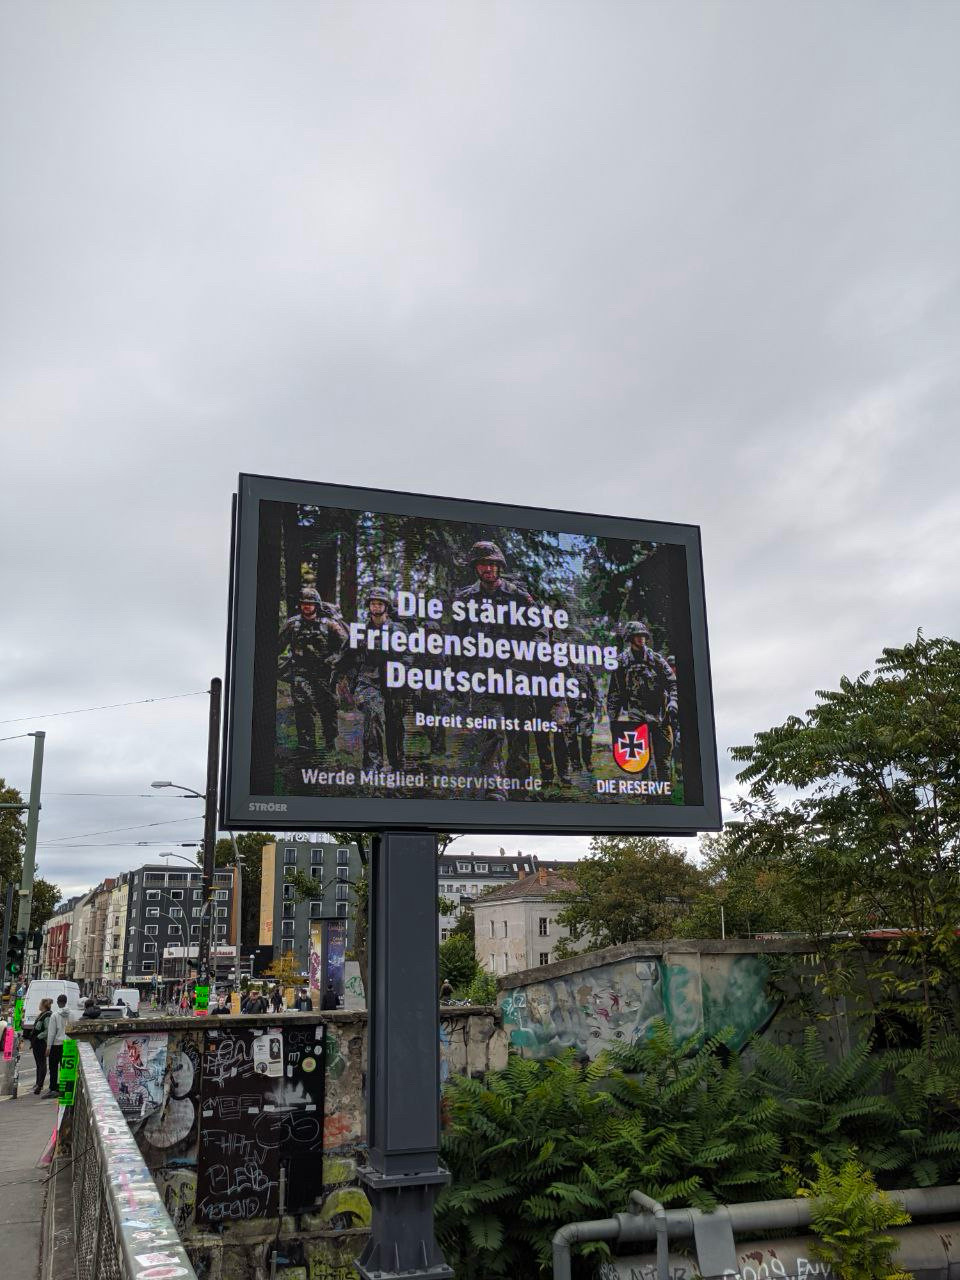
110, 987, 141, 1014
22, 980, 84, 1032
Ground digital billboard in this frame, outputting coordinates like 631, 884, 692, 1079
222, 474, 720, 834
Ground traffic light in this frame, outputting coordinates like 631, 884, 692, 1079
5, 931, 27, 977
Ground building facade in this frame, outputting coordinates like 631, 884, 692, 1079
259, 836, 362, 985
41, 897, 79, 978
126, 863, 237, 984
473, 868, 582, 976
101, 875, 130, 986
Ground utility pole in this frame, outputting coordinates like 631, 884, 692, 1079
16, 732, 45, 934
197, 678, 222, 993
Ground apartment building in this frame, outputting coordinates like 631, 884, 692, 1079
126, 863, 237, 983
473, 867, 582, 976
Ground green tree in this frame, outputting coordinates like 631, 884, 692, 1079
0, 778, 26, 888
557, 836, 703, 948
679, 831, 801, 939
730, 634, 960, 1037
29, 876, 61, 933
439, 932, 478, 990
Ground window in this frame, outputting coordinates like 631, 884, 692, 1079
281, 938, 294, 953
457, 861, 471, 873
281, 920, 295, 936
440, 928, 450, 941
145, 924, 158, 936
169, 906, 183, 917
502, 921, 508, 938
282, 884, 294, 901
538, 917, 548, 937
143, 941, 156, 954
191, 925, 200, 936
337, 847, 350, 865
284, 848, 297, 865
146, 891, 160, 901
146, 908, 159, 918
490, 921, 495, 938
113, 914, 120, 926
144, 873, 164, 884
168, 925, 180, 936
337, 866, 349, 880
335, 884, 349, 901
170, 890, 183, 900
141, 960, 155, 972
193, 890, 202, 900
503, 952, 508, 972
214, 871, 231, 884
284, 865, 297, 880
216, 907, 227, 918
215, 889, 228, 901
216, 924, 226, 937
336, 903, 347, 918
311, 848, 323, 865
168, 871, 187, 883
309, 902, 324, 918
282, 903, 295, 919
475, 862, 488, 873
539, 952, 550, 966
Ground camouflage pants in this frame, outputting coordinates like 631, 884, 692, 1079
355, 683, 405, 771
456, 693, 529, 800
292, 672, 338, 756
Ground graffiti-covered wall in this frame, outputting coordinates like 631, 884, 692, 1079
68, 1006, 506, 1280
497, 938, 830, 1061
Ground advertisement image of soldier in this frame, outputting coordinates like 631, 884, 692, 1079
278, 587, 348, 758
564, 628, 600, 772
454, 540, 559, 796
342, 585, 408, 771
606, 620, 678, 780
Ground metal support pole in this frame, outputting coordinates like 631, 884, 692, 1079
356, 831, 453, 1280
198, 679, 222, 983
16, 731, 45, 933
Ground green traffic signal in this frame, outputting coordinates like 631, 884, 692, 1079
5, 930, 27, 977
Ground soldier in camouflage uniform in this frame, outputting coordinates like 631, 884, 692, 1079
564, 629, 600, 772
454, 541, 554, 796
605, 620, 678, 780
341, 585, 408, 771
278, 587, 348, 758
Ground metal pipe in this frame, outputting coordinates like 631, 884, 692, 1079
628, 1190, 669, 1280
552, 1218, 620, 1280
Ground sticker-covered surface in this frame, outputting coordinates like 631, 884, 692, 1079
195, 1024, 325, 1224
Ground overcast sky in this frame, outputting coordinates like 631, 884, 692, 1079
2, 2, 958, 899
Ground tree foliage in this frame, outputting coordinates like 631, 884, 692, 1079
30, 877, 61, 933
730, 634, 960, 1036
679, 830, 802, 939
557, 835, 702, 948
439, 932, 478, 991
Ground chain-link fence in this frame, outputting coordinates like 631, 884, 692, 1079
70, 1041, 197, 1280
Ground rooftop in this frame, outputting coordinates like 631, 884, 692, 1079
471, 867, 579, 905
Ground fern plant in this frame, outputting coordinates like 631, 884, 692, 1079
800, 1156, 910, 1280
437, 1024, 785, 1278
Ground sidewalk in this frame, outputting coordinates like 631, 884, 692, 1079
0, 1051, 60, 1280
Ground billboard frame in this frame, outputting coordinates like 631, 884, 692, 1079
221, 472, 721, 836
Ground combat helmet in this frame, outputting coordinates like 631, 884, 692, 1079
300, 587, 322, 606
366, 584, 392, 606
623, 620, 651, 641
468, 540, 506, 567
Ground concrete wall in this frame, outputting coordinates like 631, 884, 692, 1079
496, 937, 848, 1061
68, 1006, 506, 1280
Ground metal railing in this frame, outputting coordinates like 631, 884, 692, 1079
70, 1041, 197, 1280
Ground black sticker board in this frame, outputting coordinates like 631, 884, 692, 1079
196, 1024, 325, 1226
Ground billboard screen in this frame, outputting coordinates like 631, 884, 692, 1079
222, 474, 720, 834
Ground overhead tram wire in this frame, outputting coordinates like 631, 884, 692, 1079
0, 689, 208, 725
38, 814, 205, 844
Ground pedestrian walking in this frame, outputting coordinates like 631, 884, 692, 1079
320, 980, 339, 1011
46, 994, 69, 1097
270, 984, 283, 1014
30, 998, 52, 1094
439, 979, 454, 1003
294, 987, 313, 1011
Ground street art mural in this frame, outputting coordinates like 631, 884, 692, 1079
500, 952, 779, 1059
97, 1033, 168, 1126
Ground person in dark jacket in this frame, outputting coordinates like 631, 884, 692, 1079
270, 984, 283, 1013
209, 992, 231, 1015
294, 988, 313, 1011
31, 999, 53, 1093
81, 997, 101, 1019
320, 981, 339, 1010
